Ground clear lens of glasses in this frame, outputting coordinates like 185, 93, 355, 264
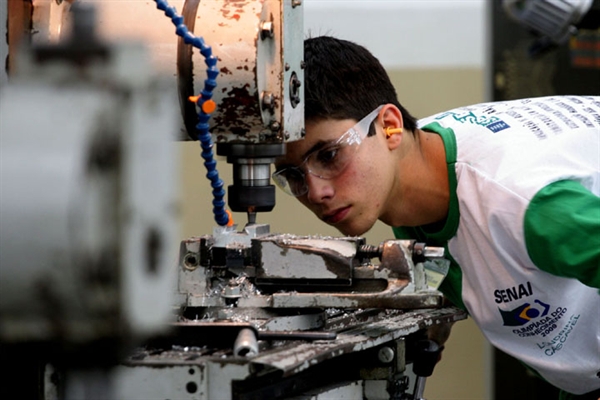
273, 105, 383, 197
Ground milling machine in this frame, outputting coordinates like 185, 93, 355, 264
0, 1, 466, 399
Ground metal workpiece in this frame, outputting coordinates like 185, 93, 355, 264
254, 235, 363, 283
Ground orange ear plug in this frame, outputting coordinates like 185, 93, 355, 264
384, 127, 403, 138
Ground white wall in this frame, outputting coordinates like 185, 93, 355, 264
304, 0, 486, 69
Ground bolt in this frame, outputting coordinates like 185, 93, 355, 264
270, 121, 281, 132
261, 91, 275, 110
291, 75, 302, 90
223, 281, 241, 298
378, 347, 395, 364
285, 63, 290, 71
289, 72, 302, 108
292, 0, 302, 7
413, 242, 425, 256
260, 20, 273, 40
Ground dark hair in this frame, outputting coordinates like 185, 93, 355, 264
303, 36, 418, 134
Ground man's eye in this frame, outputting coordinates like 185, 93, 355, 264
315, 146, 341, 165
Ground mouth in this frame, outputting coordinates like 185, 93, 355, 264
322, 206, 351, 225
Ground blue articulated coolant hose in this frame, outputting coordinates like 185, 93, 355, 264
154, 0, 232, 227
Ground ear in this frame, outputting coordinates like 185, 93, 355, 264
381, 105, 404, 150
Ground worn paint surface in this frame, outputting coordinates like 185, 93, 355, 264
123, 307, 467, 387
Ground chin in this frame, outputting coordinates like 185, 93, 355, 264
336, 223, 369, 238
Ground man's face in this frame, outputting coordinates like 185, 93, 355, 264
274, 111, 396, 236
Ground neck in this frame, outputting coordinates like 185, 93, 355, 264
382, 128, 450, 228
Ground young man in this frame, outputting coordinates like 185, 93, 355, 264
272, 36, 600, 399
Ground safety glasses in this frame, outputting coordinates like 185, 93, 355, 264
272, 105, 383, 197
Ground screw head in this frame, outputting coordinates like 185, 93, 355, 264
260, 21, 274, 40
270, 121, 281, 132
378, 347, 395, 363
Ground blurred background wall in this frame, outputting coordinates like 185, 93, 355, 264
180, 1, 491, 399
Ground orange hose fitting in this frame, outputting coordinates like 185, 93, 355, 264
225, 210, 234, 227
202, 99, 217, 114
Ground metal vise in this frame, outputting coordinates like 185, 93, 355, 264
176, 224, 448, 315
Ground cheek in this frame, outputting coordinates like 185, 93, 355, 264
340, 161, 381, 203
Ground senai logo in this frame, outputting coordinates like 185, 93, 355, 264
499, 299, 550, 327
499, 300, 569, 339
434, 110, 511, 133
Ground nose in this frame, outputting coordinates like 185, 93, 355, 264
304, 173, 334, 204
